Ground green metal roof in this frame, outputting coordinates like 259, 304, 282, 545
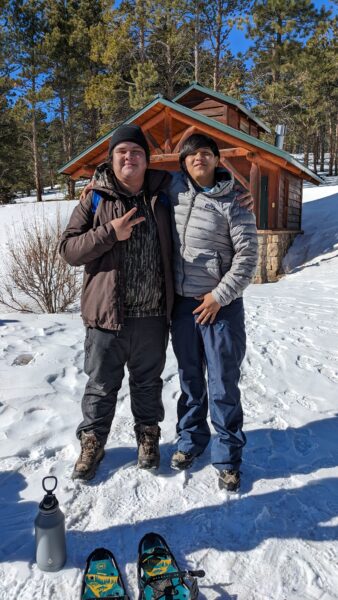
59, 95, 322, 184
174, 82, 271, 134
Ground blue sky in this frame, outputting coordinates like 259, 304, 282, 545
113, 0, 336, 58
228, 0, 337, 56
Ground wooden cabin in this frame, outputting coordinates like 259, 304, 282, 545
59, 83, 322, 283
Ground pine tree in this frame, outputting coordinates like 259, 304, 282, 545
85, 2, 136, 133
291, 13, 337, 172
200, 0, 249, 92
246, 0, 330, 142
146, 0, 194, 98
5, 0, 49, 202
0, 2, 19, 202
43, 0, 105, 197
0, 77, 23, 203
129, 61, 159, 110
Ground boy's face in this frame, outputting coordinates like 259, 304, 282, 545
112, 141, 147, 182
184, 147, 219, 186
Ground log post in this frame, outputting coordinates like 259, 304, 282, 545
250, 161, 261, 223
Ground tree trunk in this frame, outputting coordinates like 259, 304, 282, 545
213, 2, 222, 91
320, 126, 325, 172
335, 121, 338, 176
60, 96, 68, 155
303, 137, 309, 167
166, 43, 174, 98
49, 167, 54, 189
138, 0, 146, 65
32, 107, 43, 202
328, 119, 334, 176
313, 134, 318, 174
194, 2, 200, 82
59, 93, 76, 195
272, 17, 282, 84
67, 177, 75, 199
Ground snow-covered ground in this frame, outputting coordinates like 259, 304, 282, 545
1, 185, 338, 600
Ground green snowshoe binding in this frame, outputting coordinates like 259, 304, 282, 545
81, 547, 129, 599
137, 532, 204, 600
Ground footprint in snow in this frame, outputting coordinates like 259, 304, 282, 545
11, 353, 34, 366
297, 395, 319, 411
319, 366, 338, 383
296, 354, 320, 372
293, 433, 317, 456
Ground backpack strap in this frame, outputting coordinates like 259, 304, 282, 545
91, 190, 102, 214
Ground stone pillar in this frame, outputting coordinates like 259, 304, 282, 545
253, 230, 300, 283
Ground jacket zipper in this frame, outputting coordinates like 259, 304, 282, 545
180, 192, 197, 294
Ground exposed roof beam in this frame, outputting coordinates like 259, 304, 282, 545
144, 130, 163, 154
150, 153, 179, 163
220, 148, 248, 158
247, 151, 282, 172
140, 111, 165, 131
71, 165, 97, 180
164, 107, 173, 153
219, 157, 250, 190
173, 126, 197, 152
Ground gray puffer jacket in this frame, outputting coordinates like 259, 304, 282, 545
168, 169, 258, 306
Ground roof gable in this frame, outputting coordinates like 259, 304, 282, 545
174, 83, 271, 134
59, 96, 321, 184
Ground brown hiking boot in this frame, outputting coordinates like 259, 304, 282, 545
218, 469, 240, 492
72, 431, 105, 481
135, 424, 161, 470
171, 450, 195, 471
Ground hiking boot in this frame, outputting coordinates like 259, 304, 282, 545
72, 431, 105, 481
135, 424, 161, 469
171, 450, 195, 471
218, 469, 240, 492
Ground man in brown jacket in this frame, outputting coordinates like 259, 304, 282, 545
60, 124, 173, 480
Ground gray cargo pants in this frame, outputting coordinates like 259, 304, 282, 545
76, 316, 168, 445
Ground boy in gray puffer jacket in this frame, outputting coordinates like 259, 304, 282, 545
169, 133, 258, 492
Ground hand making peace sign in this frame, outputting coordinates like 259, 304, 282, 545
110, 207, 145, 241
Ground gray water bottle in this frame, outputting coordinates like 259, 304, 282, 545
35, 476, 67, 572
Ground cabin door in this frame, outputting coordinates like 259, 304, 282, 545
259, 176, 269, 229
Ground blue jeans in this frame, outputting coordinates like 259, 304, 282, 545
171, 295, 246, 470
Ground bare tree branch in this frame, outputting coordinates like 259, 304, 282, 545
0, 208, 82, 313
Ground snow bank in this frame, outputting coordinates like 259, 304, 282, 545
1, 187, 338, 599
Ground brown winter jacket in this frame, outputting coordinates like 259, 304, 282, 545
59, 169, 174, 330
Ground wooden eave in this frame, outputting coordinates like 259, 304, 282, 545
59, 97, 322, 185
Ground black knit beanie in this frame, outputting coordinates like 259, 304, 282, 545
108, 124, 150, 162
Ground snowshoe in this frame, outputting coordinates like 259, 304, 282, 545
81, 547, 129, 599
137, 532, 204, 600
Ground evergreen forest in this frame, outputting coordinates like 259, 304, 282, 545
0, 0, 337, 202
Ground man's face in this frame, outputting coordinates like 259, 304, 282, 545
112, 141, 148, 182
184, 147, 219, 185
